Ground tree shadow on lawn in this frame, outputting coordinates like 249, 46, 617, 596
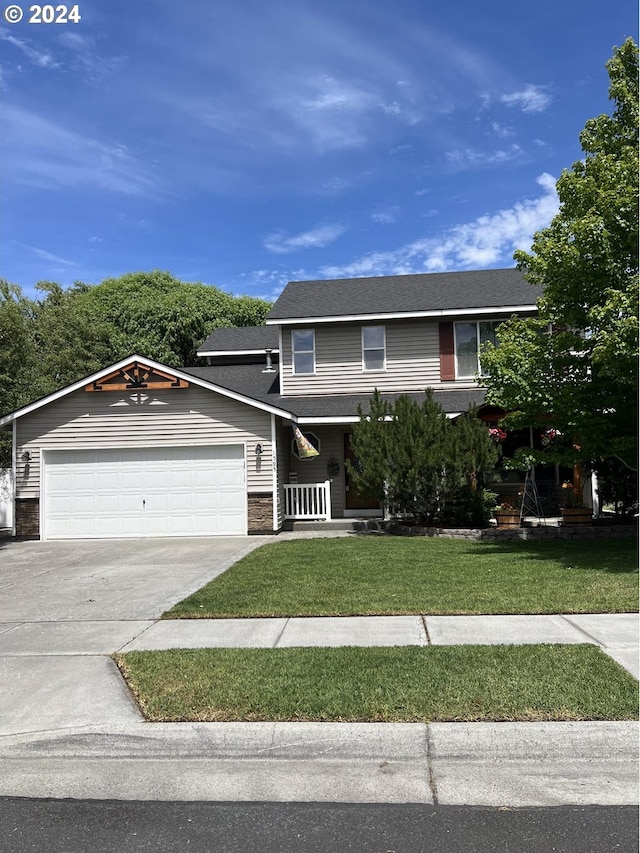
470, 537, 638, 575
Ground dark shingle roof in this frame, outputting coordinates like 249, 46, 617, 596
198, 326, 279, 354
267, 268, 540, 322
183, 365, 486, 419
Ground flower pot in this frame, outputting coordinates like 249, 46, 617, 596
561, 507, 592, 526
495, 511, 520, 529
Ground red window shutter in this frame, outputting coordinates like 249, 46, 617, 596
439, 322, 455, 381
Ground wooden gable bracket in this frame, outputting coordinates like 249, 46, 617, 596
85, 361, 190, 392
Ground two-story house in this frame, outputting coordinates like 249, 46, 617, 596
0, 268, 541, 539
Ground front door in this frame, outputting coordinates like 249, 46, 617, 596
343, 433, 381, 511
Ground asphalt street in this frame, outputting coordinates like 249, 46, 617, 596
1, 800, 638, 853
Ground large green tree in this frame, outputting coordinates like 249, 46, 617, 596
0, 279, 41, 416
72, 270, 271, 367
0, 270, 272, 417
481, 40, 639, 488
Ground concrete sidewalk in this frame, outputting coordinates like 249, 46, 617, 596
114, 612, 639, 679
0, 612, 637, 805
1, 613, 637, 675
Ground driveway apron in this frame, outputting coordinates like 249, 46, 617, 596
0, 536, 268, 736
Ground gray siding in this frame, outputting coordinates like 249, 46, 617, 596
281, 321, 440, 396
15, 385, 273, 499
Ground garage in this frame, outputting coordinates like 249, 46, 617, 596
43, 445, 247, 539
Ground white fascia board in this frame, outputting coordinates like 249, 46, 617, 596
11, 421, 16, 537
296, 416, 361, 425
297, 412, 462, 424
0, 353, 295, 427
278, 327, 284, 396
197, 349, 280, 357
266, 305, 538, 326
270, 413, 278, 532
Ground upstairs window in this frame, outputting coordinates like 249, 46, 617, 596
292, 329, 315, 374
362, 325, 386, 371
454, 321, 500, 378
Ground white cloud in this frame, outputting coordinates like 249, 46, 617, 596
1, 105, 161, 197
57, 31, 125, 81
372, 206, 400, 224
446, 144, 525, 170
320, 173, 559, 277
490, 121, 514, 138
237, 268, 308, 301
320, 176, 353, 193
263, 224, 347, 254
0, 32, 60, 69
21, 244, 76, 266
500, 84, 552, 113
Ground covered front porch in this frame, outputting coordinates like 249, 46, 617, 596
280, 423, 382, 523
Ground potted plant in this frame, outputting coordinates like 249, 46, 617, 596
494, 501, 520, 528
560, 481, 591, 526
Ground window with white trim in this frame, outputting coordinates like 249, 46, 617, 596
362, 325, 386, 371
292, 329, 315, 374
454, 321, 500, 378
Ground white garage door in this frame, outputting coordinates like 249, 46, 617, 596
44, 446, 247, 539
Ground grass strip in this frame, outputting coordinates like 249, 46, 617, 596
165, 537, 638, 618
115, 644, 639, 723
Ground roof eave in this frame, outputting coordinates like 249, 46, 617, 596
266, 305, 538, 325
197, 348, 280, 357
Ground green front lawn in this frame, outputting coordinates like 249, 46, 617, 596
115, 644, 639, 723
165, 537, 638, 618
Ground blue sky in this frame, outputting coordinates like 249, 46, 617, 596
1, 0, 636, 302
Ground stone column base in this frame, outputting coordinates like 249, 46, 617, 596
248, 493, 275, 534
15, 498, 40, 538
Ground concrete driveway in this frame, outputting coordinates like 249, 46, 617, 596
0, 536, 267, 621
0, 536, 268, 736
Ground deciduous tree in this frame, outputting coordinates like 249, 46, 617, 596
481, 40, 639, 497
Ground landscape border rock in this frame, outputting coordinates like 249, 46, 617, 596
355, 520, 638, 541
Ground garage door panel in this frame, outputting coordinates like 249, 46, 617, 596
44, 446, 248, 539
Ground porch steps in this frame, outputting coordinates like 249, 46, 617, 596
282, 518, 381, 533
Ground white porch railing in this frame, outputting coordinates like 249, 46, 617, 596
284, 480, 332, 520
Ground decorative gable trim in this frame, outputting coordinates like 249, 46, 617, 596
85, 361, 189, 392
0, 354, 297, 428
439, 322, 455, 381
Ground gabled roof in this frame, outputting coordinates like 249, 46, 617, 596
197, 326, 279, 356
0, 355, 293, 427
266, 268, 540, 325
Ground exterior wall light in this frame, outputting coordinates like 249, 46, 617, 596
21, 450, 31, 462
255, 443, 263, 456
